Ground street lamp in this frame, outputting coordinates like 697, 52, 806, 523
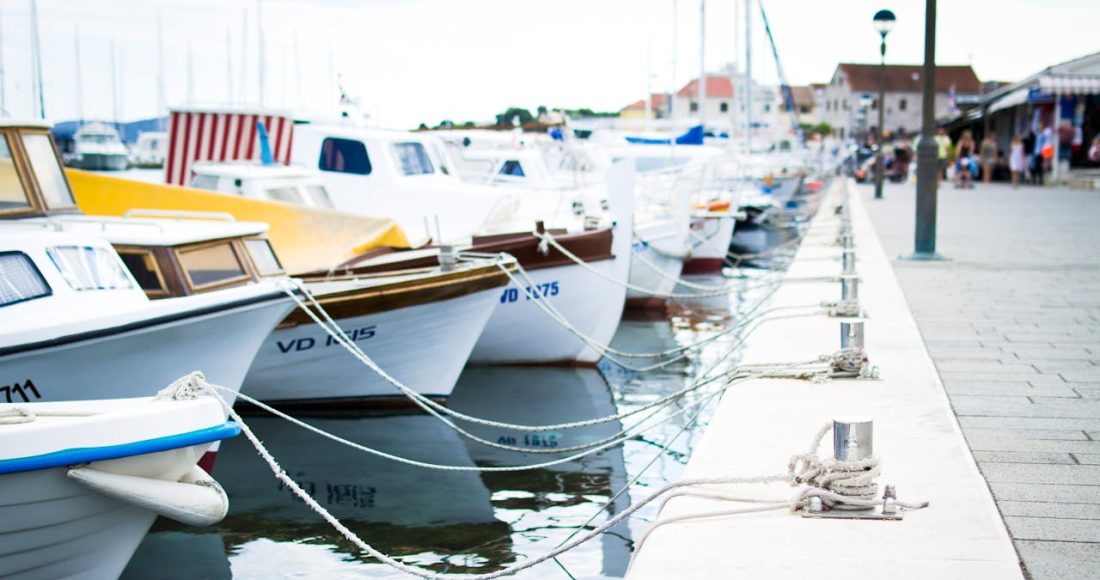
872, 9, 895, 200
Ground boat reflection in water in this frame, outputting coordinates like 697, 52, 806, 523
448, 366, 633, 578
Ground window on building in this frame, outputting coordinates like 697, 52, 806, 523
899, 98, 908, 112
0, 252, 50, 307
23, 132, 75, 209
690, 102, 699, 113
318, 137, 371, 175
871, 99, 878, 110
720, 102, 729, 113
799, 105, 810, 114
391, 142, 435, 176
840, 128, 846, 139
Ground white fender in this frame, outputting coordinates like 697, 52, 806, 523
66, 464, 229, 527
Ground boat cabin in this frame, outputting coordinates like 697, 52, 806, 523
0, 123, 286, 300
188, 162, 337, 210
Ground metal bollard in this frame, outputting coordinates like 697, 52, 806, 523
842, 249, 857, 275
438, 245, 458, 272
841, 275, 860, 302
833, 418, 874, 461
841, 231, 854, 248
840, 320, 864, 350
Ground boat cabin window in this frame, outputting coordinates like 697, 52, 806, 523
319, 138, 372, 175
0, 252, 51, 307
116, 249, 168, 296
177, 241, 250, 290
392, 142, 435, 176
23, 133, 76, 209
190, 174, 219, 191
499, 160, 525, 177
0, 136, 30, 213
264, 186, 302, 205
244, 238, 283, 276
47, 246, 134, 291
303, 184, 335, 209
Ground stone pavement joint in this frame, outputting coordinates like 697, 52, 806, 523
864, 181, 1100, 580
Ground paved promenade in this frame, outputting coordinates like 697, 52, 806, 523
863, 181, 1100, 580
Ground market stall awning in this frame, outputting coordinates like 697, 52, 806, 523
1038, 74, 1100, 95
989, 87, 1030, 113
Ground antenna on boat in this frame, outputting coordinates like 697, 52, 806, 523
256, 121, 275, 165
186, 44, 195, 103
669, 0, 677, 123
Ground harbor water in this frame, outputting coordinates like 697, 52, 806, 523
119, 266, 794, 579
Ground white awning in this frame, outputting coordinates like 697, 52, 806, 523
1038, 74, 1100, 95
988, 87, 1029, 113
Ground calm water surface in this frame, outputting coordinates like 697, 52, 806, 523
121, 263, 795, 579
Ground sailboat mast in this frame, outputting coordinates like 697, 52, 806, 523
730, 0, 739, 138
73, 25, 83, 121
256, 0, 265, 106
698, 0, 705, 128
226, 27, 234, 103
157, 9, 166, 116
0, 3, 7, 116
669, 0, 677, 122
29, 0, 45, 118
744, 0, 752, 154
241, 10, 248, 104
110, 39, 119, 125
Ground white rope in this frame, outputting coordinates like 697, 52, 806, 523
0, 408, 35, 424
532, 229, 835, 299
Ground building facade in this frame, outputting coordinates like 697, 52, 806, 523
818, 63, 982, 141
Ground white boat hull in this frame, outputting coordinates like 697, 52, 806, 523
0, 297, 290, 407
626, 242, 686, 302
685, 214, 736, 270
243, 288, 499, 403
470, 257, 628, 365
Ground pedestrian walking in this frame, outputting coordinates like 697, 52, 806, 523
955, 130, 976, 189
934, 127, 952, 186
980, 132, 998, 185
1009, 134, 1025, 188
1089, 136, 1100, 164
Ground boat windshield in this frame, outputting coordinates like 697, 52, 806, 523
303, 184, 335, 209
23, 133, 76, 209
78, 134, 118, 144
392, 142, 435, 176
0, 135, 30, 212
47, 246, 134, 291
0, 252, 51, 307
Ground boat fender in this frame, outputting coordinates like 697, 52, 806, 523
66, 464, 229, 526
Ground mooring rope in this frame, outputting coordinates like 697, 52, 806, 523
170, 372, 923, 580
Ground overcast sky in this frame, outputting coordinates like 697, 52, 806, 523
2, 0, 1096, 129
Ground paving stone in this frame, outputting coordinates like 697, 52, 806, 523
961, 416, 1100, 431
979, 463, 1100, 485
1007, 347, 1092, 359
1072, 454, 1100, 465
935, 361, 1042, 374
1076, 387, 1100, 399
1016, 539, 1100, 561
991, 482, 1100, 504
1062, 370, 1100, 382
999, 501, 1100, 518
945, 383, 1079, 398
962, 427, 1090, 441
1005, 516, 1100, 542
972, 451, 1076, 464
951, 397, 1100, 419
1032, 361, 1098, 373
1016, 541, 1100, 580
964, 435, 1100, 453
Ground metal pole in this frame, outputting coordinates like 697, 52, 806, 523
698, 0, 706, 128
908, 0, 943, 260
874, 36, 886, 199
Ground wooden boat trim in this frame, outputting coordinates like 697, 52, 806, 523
322, 228, 614, 277
278, 262, 512, 328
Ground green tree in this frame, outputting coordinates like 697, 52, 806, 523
495, 107, 534, 126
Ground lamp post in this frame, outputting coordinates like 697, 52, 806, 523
872, 9, 895, 200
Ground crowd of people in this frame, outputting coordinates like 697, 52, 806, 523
848, 125, 1100, 189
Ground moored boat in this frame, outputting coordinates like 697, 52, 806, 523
63, 122, 129, 171
0, 385, 238, 579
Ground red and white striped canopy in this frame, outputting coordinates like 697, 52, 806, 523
165, 109, 295, 186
